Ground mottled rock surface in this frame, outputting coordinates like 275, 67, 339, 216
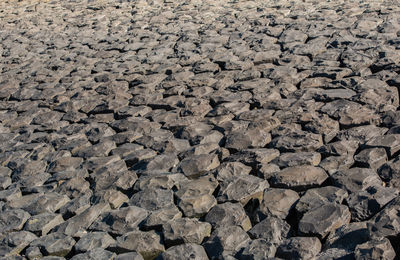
1, 0, 400, 258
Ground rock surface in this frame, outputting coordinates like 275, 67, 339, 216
1, 0, 400, 258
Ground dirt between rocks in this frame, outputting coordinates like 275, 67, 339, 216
0, 0, 400, 259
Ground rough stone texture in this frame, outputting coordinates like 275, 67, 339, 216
1, 0, 400, 258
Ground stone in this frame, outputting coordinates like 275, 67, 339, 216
74, 232, 116, 253
368, 197, 400, 238
113, 230, 165, 259
0, 231, 38, 256
162, 218, 211, 247
29, 232, 76, 257
205, 202, 252, 231
355, 238, 396, 260
143, 206, 182, 230
276, 237, 322, 260
203, 226, 250, 259
116, 252, 144, 260
258, 188, 299, 219
330, 168, 382, 194
225, 129, 271, 150
24, 213, 64, 236
217, 174, 269, 205
270, 131, 323, 152
90, 206, 148, 235
70, 248, 116, 260
325, 222, 370, 252
270, 166, 328, 190
248, 216, 291, 244
213, 162, 252, 182
347, 185, 398, 221
299, 204, 351, 238
0, 209, 30, 233
354, 148, 388, 169
272, 152, 321, 168
129, 189, 174, 211
235, 239, 276, 260
179, 154, 220, 178
157, 244, 208, 260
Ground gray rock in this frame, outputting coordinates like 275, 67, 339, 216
116, 252, 144, 260
143, 206, 182, 230
258, 188, 299, 219
365, 134, 400, 157
113, 230, 165, 259
203, 226, 250, 259
29, 232, 75, 257
214, 162, 252, 182
299, 204, 351, 238
276, 237, 322, 260
248, 216, 291, 244
270, 165, 328, 190
315, 248, 352, 260
0, 209, 30, 233
0, 231, 38, 256
162, 218, 211, 247
272, 152, 321, 168
330, 168, 382, 194
354, 148, 388, 169
354, 238, 396, 260
270, 131, 323, 152
205, 202, 252, 231
368, 197, 400, 238
74, 232, 116, 253
70, 248, 116, 260
129, 189, 174, 211
179, 154, 220, 178
217, 174, 269, 205
236, 239, 276, 260
156, 243, 208, 260
225, 128, 271, 150
24, 212, 64, 236
325, 222, 370, 252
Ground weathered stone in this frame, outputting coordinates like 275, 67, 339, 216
0, 209, 30, 233
248, 216, 291, 244
179, 154, 220, 178
354, 148, 388, 169
162, 218, 211, 247
205, 202, 252, 231
258, 188, 299, 219
70, 248, 116, 260
24, 212, 64, 236
74, 232, 116, 253
157, 244, 208, 260
116, 252, 144, 260
130, 189, 174, 211
365, 134, 400, 157
0, 231, 38, 256
29, 233, 76, 257
299, 204, 351, 238
272, 152, 321, 168
203, 226, 250, 259
143, 206, 182, 230
213, 162, 252, 182
330, 168, 382, 194
354, 238, 396, 260
225, 129, 271, 150
270, 131, 323, 152
276, 237, 322, 260
113, 230, 165, 259
325, 222, 370, 252
217, 174, 269, 205
368, 197, 400, 238
270, 166, 328, 190
235, 239, 276, 260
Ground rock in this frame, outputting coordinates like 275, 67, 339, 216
368, 197, 400, 238
270, 131, 323, 152
270, 166, 328, 190
299, 204, 351, 238
116, 252, 144, 260
225, 128, 271, 150
315, 248, 352, 260
295, 186, 348, 216
330, 168, 382, 194
156, 243, 208, 260
0, 231, 38, 256
354, 147, 388, 169
205, 202, 252, 231
217, 174, 269, 205
90, 206, 148, 235
74, 232, 116, 253
113, 230, 165, 259
0, 209, 30, 233
24, 212, 64, 236
70, 248, 116, 260
235, 239, 276, 259
213, 162, 252, 182
325, 222, 370, 252
179, 154, 220, 178
272, 152, 321, 168
143, 206, 182, 230
347, 185, 398, 221
203, 226, 250, 259
29, 232, 76, 257
365, 134, 400, 157
276, 237, 322, 260
130, 189, 174, 211
248, 216, 291, 244
162, 218, 211, 247
257, 188, 299, 219
354, 238, 396, 260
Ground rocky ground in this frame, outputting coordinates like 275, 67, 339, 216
0, 0, 400, 259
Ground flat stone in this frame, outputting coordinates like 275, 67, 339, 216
24, 212, 64, 236
217, 174, 269, 205
157, 243, 208, 260
143, 206, 182, 230
276, 237, 322, 260
225, 128, 271, 150
270, 166, 328, 190
113, 230, 165, 259
235, 239, 276, 259
29, 232, 76, 257
365, 134, 400, 157
74, 232, 116, 253
330, 168, 382, 194
354, 238, 396, 260
179, 154, 220, 178
205, 202, 252, 231
213, 162, 252, 182
116, 252, 144, 260
0, 231, 38, 256
272, 152, 321, 168
368, 197, 400, 238
258, 188, 299, 219
0, 209, 30, 233
129, 189, 174, 211
295, 186, 348, 216
70, 248, 116, 260
299, 203, 351, 238
325, 222, 370, 252
270, 131, 323, 152
203, 226, 251, 259
248, 216, 291, 245
162, 218, 211, 247
354, 148, 388, 169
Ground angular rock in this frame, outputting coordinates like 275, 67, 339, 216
272, 152, 321, 168
365, 134, 400, 157
29, 232, 76, 257
354, 238, 396, 260
330, 168, 382, 194
74, 232, 116, 253
258, 188, 299, 219
157, 243, 208, 260
248, 216, 291, 244
205, 202, 252, 231
270, 165, 328, 190
276, 237, 322, 260
0, 209, 30, 233
162, 218, 211, 247
299, 203, 351, 238
235, 239, 276, 260
129, 189, 174, 211
325, 222, 370, 252
116, 252, 144, 260
143, 206, 182, 230
70, 248, 116, 260
179, 154, 220, 178
24, 212, 64, 236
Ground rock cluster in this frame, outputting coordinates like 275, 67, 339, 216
0, 0, 400, 259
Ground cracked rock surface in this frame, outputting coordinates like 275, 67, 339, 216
0, 0, 400, 259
